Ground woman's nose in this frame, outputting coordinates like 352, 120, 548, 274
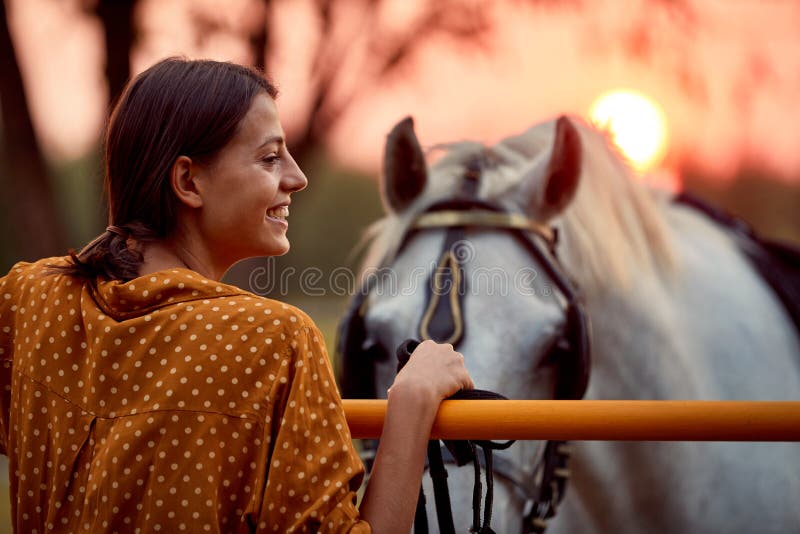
283, 151, 308, 193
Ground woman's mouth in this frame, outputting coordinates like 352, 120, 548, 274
266, 206, 289, 225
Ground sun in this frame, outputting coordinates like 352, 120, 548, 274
589, 89, 669, 172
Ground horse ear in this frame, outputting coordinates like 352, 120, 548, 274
540, 116, 582, 216
381, 116, 427, 213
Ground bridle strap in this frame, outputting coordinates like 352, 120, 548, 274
521, 441, 573, 534
428, 441, 456, 534
470, 437, 516, 533
413, 210, 555, 245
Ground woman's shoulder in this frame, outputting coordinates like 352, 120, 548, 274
1, 256, 71, 291
211, 292, 320, 334
4, 256, 69, 275
186, 292, 329, 368
172, 274, 321, 334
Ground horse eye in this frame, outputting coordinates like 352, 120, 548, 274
535, 336, 569, 369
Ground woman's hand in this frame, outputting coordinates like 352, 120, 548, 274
359, 340, 474, 532
388, 340, 474, 405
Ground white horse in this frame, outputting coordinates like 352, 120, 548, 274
341, 115, 800, 533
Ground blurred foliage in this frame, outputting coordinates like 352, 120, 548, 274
683, 167, 800, 246
184, 0, 502, 166
0, 147, 104, 272
51, 148, 106, 250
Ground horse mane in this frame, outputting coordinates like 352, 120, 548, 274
534, 118, 676, 291
361, 117, 675, 292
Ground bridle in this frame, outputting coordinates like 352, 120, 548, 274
337, 155, 591, 533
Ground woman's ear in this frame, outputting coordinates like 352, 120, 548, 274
170, 156, 204, 209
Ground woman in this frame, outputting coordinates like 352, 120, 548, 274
0, 58, 472, 532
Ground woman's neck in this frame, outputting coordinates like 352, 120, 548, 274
138, 239, 224, 281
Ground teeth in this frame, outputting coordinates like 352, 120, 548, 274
266, 206, 289, 219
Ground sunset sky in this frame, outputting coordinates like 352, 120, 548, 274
8, 0, 800, 183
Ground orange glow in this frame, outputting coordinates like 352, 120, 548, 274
589, 89, 669, 173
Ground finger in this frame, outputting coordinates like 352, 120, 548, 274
461, 369, 475, 390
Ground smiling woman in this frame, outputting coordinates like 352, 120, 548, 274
0, 57, 474, 532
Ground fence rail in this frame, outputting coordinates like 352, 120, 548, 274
342, 400, 800, 441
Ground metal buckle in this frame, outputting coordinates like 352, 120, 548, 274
524, 499, 553, 531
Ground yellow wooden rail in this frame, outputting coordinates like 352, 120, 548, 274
342, 400, 800, 441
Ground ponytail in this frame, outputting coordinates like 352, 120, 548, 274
54, 221, 157, 281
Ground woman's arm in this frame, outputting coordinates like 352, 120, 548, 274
358, 340, 473, 533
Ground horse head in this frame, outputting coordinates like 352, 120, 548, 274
350, 116, 589, 399
338, 115, 596, 531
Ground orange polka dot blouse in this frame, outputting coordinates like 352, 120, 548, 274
0, 258, 370, 533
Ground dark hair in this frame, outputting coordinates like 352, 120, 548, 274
58, 58, 278, 281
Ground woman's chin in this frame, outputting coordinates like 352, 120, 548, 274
263, 238, 290, 257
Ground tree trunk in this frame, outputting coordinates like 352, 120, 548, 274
0, 0, 65, 261
95, 0, 136, 106
249, 0, 271, 72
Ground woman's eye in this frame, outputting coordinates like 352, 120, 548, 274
260, 155, 280, 166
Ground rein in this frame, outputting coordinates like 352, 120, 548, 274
398, 340, 516, 533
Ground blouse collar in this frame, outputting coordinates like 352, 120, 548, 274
90, 268, 247, 320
